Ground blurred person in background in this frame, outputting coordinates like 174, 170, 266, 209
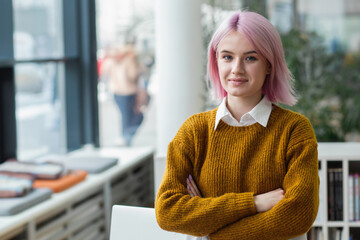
101, 44, 144, 146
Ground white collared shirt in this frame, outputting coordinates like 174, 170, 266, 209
187, 97, 306, 240
214, 96, 273, 130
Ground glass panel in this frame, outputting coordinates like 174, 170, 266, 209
268, 0, 360, 142
13, 0, 63, 60
96, 0, 155, 147
15, 62, 65, 160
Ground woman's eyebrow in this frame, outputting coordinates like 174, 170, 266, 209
219, 50, 258, 55
219, 50, 233, 54
244, 50, 257, 55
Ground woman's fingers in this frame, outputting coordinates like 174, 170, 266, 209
186, 175, 202, 197
186, 178, 196, 197
187, 184, 195, 197
189, 175, 202, 197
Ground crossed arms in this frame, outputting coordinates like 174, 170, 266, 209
155, 139, 319, 239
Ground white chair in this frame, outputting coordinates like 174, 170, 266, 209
110, 205, 186, 240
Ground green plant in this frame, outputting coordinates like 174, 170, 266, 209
281, 29, 360, 141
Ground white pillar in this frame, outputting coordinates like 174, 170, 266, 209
155, 0, 204, 157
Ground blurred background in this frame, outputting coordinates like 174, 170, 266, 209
0, 0, 359, 159
0, 1, 359, 239
97, 0, 360, 150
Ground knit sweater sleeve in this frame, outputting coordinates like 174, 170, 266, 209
155, 116, 257, 237
209, 118, 319, 240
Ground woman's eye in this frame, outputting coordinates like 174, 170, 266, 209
223, 55, 232, 61
245, 56, 257, 61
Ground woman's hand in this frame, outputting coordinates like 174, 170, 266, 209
186, 174, 202, 198
254, 188, 284, 212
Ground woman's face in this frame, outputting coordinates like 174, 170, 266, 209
217, 31, 270, 101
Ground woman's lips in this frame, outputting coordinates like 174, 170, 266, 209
229, 78, 248, 83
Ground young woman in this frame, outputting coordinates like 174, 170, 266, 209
155, 10, 319, 240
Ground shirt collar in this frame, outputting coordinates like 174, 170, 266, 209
214, 96, 273, 130
248, 96, 273, 127
214, 98, 230, 130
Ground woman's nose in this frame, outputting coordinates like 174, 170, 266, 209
231, 59, 245, 74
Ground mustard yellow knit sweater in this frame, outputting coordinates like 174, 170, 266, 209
155, 105, 319, 240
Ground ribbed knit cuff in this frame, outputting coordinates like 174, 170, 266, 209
226, 192, 256, 219
232, 192, 257, 219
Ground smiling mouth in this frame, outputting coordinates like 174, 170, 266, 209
229, 78, 248, 83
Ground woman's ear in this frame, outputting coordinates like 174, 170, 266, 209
266, 63, 272, 74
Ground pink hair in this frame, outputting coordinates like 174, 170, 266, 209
207, 10, 297, 106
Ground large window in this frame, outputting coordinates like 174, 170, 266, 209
96, 0, 156, 147
0, 0, 98, 162
13, 0, 65, 159
15, 63, 64, 159
13, 0, 64, 60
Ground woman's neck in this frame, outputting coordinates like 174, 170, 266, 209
226, 95, 263, 122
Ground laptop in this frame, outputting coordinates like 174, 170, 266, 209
110, 205, 186, 240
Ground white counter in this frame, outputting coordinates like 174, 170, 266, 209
0, 146, 154, 240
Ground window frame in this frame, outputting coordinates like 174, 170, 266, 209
0, 0, 99, 163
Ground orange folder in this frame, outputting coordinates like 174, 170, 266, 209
33, 170, 87, 193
